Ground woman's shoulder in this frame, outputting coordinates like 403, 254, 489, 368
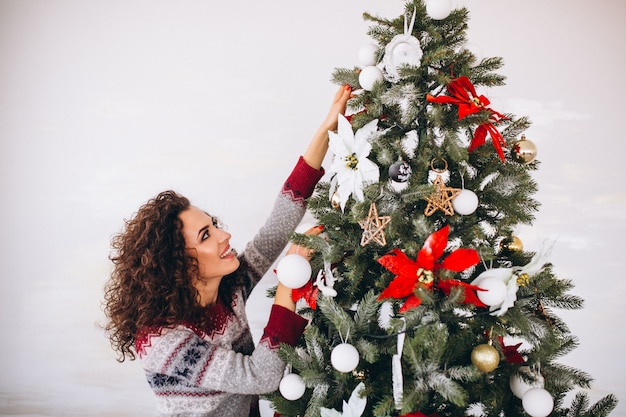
135, 323, 205, 357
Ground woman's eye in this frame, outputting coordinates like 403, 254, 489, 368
212, 218, 220, 229
201, 230, 210, 241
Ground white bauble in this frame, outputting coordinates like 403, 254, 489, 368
522, 388, 554, 417
358, 44, 379, 67
330, 343, 360, 373
279, 373, 306, 401
465, 43, 483, 68
452, 189, 479, 215
391, 42, 421, 69
426, 0, 454, 20
510, 367, 545, 399
476, 276, 507, 306
358, 66, 384, 91
276, 254, 311, 289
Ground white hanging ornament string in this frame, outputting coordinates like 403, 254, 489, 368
392, 318, 406, 409
452, 173, 479, 216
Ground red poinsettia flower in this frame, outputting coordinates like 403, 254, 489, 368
377, 225, 481, 312
437, 279, 486, 307
427, 76, 508, 162
498, 336, 525, 364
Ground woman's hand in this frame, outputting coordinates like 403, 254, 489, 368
319, 84, 353, 133
303, 85, 354, 170
285, 224, 324, 260
274, 225, 324, 311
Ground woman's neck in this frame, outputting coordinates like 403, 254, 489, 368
195, 278, 222, 307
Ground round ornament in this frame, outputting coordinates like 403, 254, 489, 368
331, 191, 342, 210
359, 65, 384, 91
510, 366, 545, 399
500, 235, 523, 252
388, 160, 412, 183
471, 343, 500, 373
279, 373, 306, 401
276, 254, 311, 289
522, 387, 554, 417
464, 43, 483, 68
358, 44, 379, 67
452, 189, 478, 215
426, 0, 454, 20
512, 135, 538, 164
475, 276, 507, 307
331, 343, 360, 373
383, 9, 422, 81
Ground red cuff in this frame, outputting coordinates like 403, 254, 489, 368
261, 304, 308, 348
281, 156, 325, 205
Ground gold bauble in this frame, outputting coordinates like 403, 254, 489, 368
500, 235, 523, 252
331, 191, 342, 210
471, 343, 500, 373
512, 135, 537, 164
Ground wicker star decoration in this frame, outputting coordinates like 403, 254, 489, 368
359, 202, 392, 246
424, 174, 461, 216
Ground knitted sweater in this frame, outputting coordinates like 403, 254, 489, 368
135, 157, 322, 417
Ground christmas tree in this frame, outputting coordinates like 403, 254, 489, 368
266, 1, 618, 416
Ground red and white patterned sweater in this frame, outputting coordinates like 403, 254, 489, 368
135, 157, 322, 417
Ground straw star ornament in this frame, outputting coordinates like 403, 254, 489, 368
424, 175, 461, 216
359, 202, 392, 246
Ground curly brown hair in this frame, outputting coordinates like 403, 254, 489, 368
103, 190, 207, 362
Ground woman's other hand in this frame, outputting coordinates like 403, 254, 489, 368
274, 225, 324, 311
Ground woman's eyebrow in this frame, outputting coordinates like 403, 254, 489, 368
197, 225, 209, 239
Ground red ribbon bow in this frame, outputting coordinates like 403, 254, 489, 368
291, 279, 318, 310
427, 76, 508, 161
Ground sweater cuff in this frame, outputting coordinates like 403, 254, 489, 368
281, 156, 325, 204
262, 304, 308, 348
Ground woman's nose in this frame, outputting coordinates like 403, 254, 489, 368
217, 228, 232, 242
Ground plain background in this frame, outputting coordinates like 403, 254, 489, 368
0, 0, 624, 415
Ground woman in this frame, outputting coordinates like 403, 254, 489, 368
103, 85, 352, 417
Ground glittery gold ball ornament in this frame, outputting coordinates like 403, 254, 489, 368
512, 135, 537, 164
500, 235, 523, 252
471, 343, 500, 373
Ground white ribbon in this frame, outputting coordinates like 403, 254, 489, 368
392, 318, 406, 410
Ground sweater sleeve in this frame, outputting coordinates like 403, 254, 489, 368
239, 156, 324, 296
138, 306, 307, 396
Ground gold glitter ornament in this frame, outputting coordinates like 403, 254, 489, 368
500, 235, 524, 252
331, 191, 342, 210
471, 342, 500, 373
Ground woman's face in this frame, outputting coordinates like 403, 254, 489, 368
179, 206, 240, 282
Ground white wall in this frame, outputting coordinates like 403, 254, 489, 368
0, 0, 624, 415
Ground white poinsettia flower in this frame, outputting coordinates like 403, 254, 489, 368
472, 241, 554, 316
328, 115, 380, 211
472, 268, 518, 316
320, 382, 367, 417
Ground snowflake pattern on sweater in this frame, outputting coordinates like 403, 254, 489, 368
135, 157, 322, 417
